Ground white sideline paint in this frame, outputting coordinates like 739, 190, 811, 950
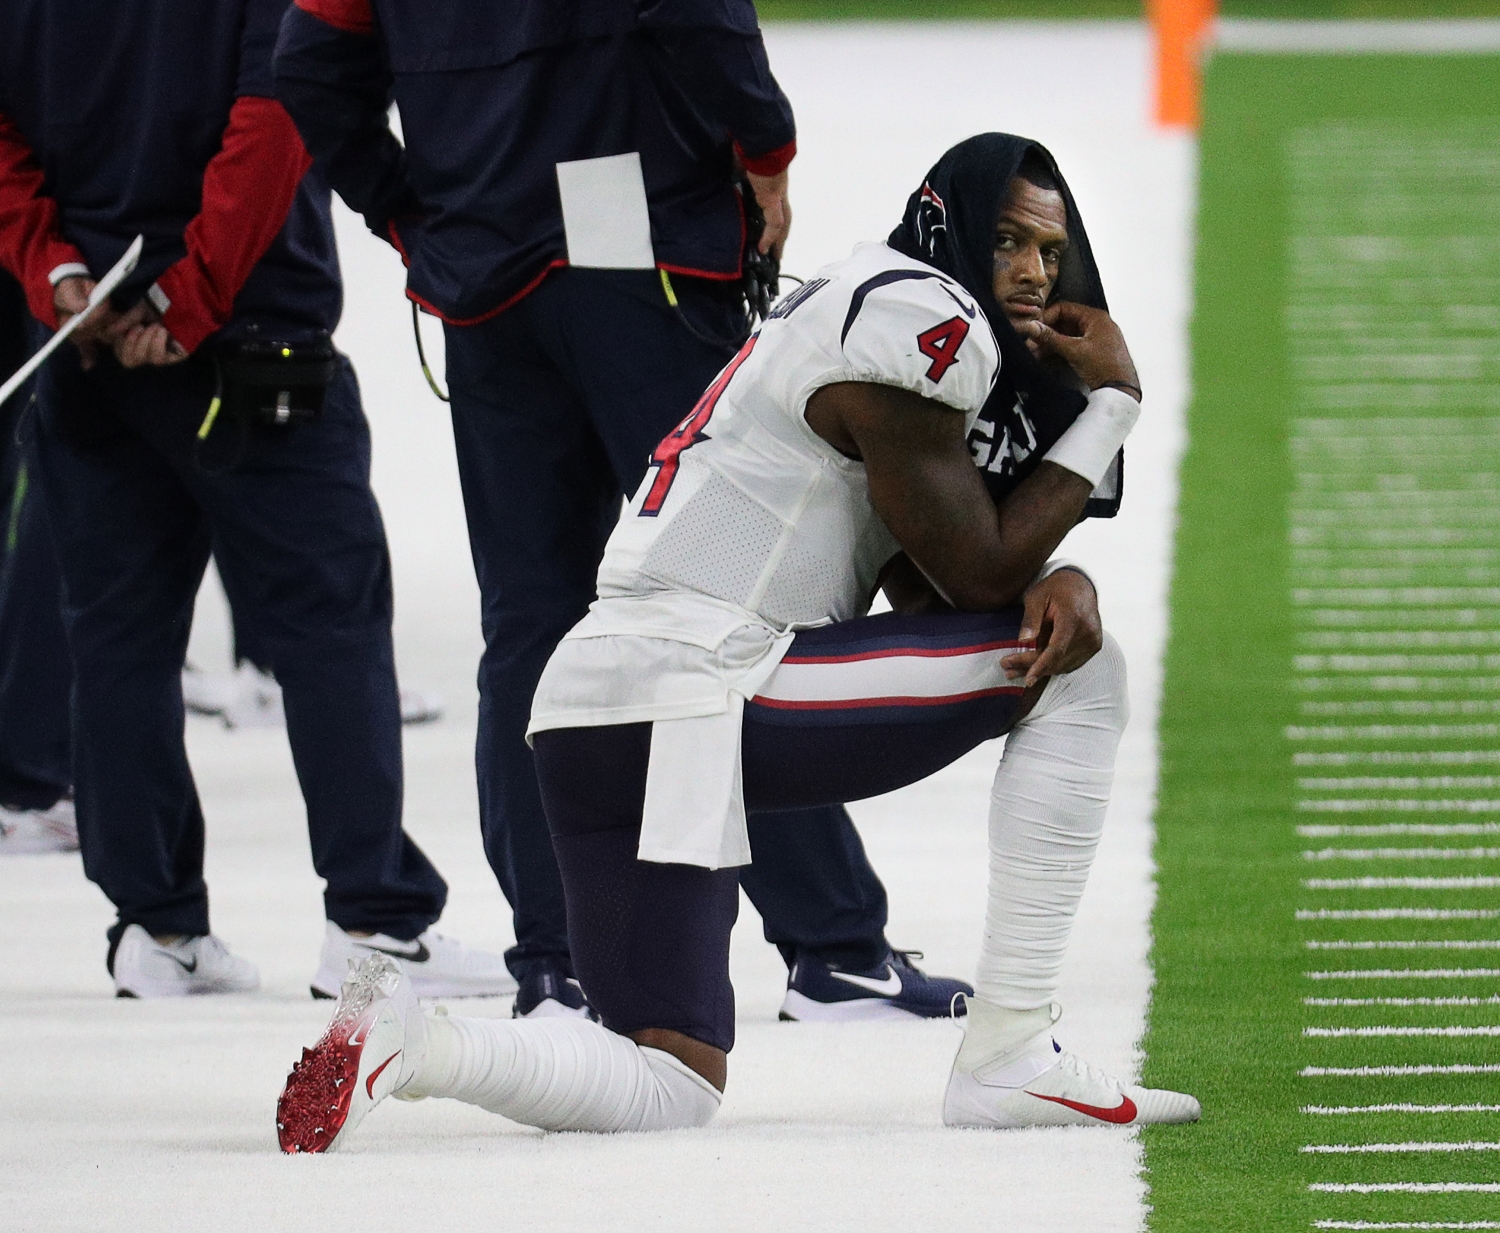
1303, 1104, 1500, 1115
0, 23, 1191, 1233
1302, 847, 1500, 861
1315, 1223, 1500, 1231
1301, 1065, 1500, 1077
1314, 1223, 1500, 1230
1304, 997, 1500, 1007
1310, 1183, 1500, 1194
1302, 1142, 1500, 1154
1305, 878, 1500, 890
1296, 910, 1500, 920
1305, 941, 1500, 950
1303, 1026, 1500, 1038
1305, 969, 1500, 981
1215, 18, 1500, 54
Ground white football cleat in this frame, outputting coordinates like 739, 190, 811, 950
310, 921, 516, 1000
0, 798, 79, 854
278, 953, 427, 1153
943, 999, 1201, 1129
110, 923, 261, 998
194, 662, 443, 729
181, 662, 239, 717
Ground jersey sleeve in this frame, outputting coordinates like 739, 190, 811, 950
838, 273, 999, 414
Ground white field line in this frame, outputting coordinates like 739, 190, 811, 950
1304, 849, 1500, 864
1297, 909, 1500, 920
1312, 1222, 1500, 1230
1304, 997, 1500, 1006
1301, 1064, 1500, 1077
1295, 655, 1500, 671
1301, 704, 1500, 718
1299, 777, 1500, 790
1305, 941, 1500, 950
1215, 17, 1500, 54
1303, 1104, 1500, 1114
1288, 724, 1500, 741
1309, 1183, 1500, 1193
1292, 590, 1500, 606
1306, 969, 1500, 980
1305, 878, 1500, 889
1303, 1026, 1500, 1037
1299, 825, 1500, 838
1298, 806, 1500, 819
1296, 752, 1500, 767
1301, 634, 1500, 649
1302, 1142, 1500, 1154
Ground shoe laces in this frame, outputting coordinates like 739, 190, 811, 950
891, 949, 925, 972
1056, 1048, 1123, 1094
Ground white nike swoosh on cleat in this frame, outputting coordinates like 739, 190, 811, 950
828, 965, 903, 996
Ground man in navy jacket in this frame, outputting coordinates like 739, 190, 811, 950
275, 0, 973, 1020
0, 0, 510, 998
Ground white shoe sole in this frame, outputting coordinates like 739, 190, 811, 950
778, 988, 925, 1023
311, 964, 516, 1001
943, 1073, 1202, 1128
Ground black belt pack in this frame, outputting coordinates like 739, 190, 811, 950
215, 330, 337, 427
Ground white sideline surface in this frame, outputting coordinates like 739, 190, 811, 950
0, 23, 1192, 1233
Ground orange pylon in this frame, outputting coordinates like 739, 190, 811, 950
1149, 0, 1216, 129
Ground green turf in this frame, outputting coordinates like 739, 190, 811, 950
756, 1, 1500, 21
1143, 53, 1500, 1233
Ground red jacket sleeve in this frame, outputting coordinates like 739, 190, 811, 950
151, 95, 313, 353
0, 113, 89, 330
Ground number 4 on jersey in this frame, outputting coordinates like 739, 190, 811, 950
917, 315, 969, 383
639, 335, 759, 516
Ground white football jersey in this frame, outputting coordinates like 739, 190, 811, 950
529, 241, 1000, 867
597, 241, 1000, 627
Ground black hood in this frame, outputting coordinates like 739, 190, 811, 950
888, 133, 1121, 518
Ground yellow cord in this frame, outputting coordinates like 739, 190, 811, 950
196, 394, 221, 440
659, 268, 679, 308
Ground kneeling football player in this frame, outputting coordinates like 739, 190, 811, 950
277, 133, 1201, 1149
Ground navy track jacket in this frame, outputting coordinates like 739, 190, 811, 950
0, 0, 340, 349
274, 0, 796, 324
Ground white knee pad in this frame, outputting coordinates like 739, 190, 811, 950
975, 632, 1128, 1008
411, 1013, 721, 1133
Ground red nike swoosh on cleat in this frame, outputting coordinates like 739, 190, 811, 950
1026, 1091, 1138, 1124
365, 1051, 400, 1098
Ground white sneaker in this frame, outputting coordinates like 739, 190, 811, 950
0, 798, 79, 854
943, 999, 1201, 1128
181, 662, 238, 717
399, 688, 443, 725
110, 923, 261, 998
278, 953, 427, 1153
200, 663, 442, 728
310, 921, 516, 1000
220, 663, 284, 729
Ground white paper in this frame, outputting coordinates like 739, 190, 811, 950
556, 153, 656, 270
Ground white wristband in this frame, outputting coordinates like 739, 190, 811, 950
1043, 386, 1140, 487
1036, 558, 1094, 590
48, 262, 90, 286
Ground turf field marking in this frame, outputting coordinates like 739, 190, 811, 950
1303, 1026, 1500, 1037
1299, 825, 1500, 837
1309, 1184, 1500, 1194
1304, 878, 1500, 889
1305, 941, 1500, 950
1313, 1222, 1500, 1231
1302, 847, 1500, 860
1304, 997, 1500, 1006
1287, 724, 1500, 741
1301, 1065, 1500, 1077
1296, 753, 1500, 767
1305, 969, 1500, 980
1302, 1104, 1500, 1115
1297, 909, 1500, 920
1302, 1143, 1500, 1154
1300, 776, 1500, 789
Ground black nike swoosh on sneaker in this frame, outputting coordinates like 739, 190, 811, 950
365, 941, 431, 964
169, 954, 198, 974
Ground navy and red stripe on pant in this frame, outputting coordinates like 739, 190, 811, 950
533, 607, 1034, 1053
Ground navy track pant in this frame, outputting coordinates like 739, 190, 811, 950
535, 609, 1033, 1052
33, 347, 446, 944
442, 267, 892, 980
